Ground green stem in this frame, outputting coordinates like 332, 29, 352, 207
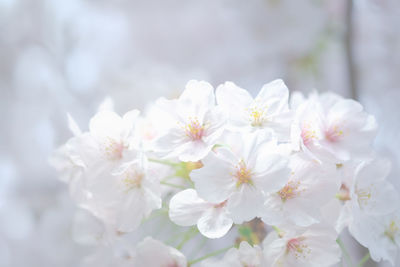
336, 238, 354, 267
177, 227, 199, 250
357, 252, 370, 267
160, 181, 186, 189
190, 237, 208, 258
188, 245, 234, 266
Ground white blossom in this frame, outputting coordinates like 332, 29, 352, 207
81, 153, 162, 232
153, 80, 226, 162
191, 131, 290, 224
261, 154, 339, 227
336, 159, 399, 232
349, 209, 400, 266
291, 92, 377, 163
263, 224, 341, 267
216, 79, 292, 141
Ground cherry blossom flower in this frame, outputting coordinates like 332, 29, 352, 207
263, 224, 341, 267
54, 109, 141, 190
82, 153, 162, 232
132, 237, 187, 267
216, 79, 292, 141
261, 154, 339, 227
191, 131, 290, 224
49, 79, 399, 267
201, 241, 264, 267
153, 80, 226, 162
291, 92, 377, 163
169, 189, 233, 238
80, 109, 140, 168
336, 159, 399, 232
349, 209, 400, 266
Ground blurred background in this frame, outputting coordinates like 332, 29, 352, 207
1, 0, 399, 266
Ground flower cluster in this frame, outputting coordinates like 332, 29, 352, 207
52, 79, 400, 266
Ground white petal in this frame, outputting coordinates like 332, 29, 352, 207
169, 189, 210, 227
227, 184, 264, 223
191, 150, 236, 203
216, 81, 253, 129
197, 204, 233, 239
252, 153, 290, 193
257, 79, 288, 100
179, 80, 215, 119
180, 80, 215, 108
202, 107, 226, 144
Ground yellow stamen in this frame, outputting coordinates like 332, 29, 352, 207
183, 117, 205, 141
122, 169, 144, 192
384, 221, 399, 243
234, 160, 253, 187
278, 180, 302, 202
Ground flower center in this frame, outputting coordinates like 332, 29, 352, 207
301, 123, 317, 146
384, 221, 399, 243
122, 169, 144, 192
325, 125, 343, 142
356, 187, 372, 207
234, 160, 253, 187
286, 237, 310, 259
104, 137, 126, 160
248, 103, 268, 127
184, 118, 205, 141
278, 180, 301, 202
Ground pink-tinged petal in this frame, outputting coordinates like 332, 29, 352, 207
227, 184, 264, 224
169, 189, 210, 227
191, 151, 236, 203
197, 203, 233, 239
353, 160, 399, 216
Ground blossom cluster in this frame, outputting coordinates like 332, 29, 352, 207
52, 79, 400, 266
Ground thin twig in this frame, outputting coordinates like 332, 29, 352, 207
357, 252, 370, 267
188, 245, 234, 266
337, 238, 354, 267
